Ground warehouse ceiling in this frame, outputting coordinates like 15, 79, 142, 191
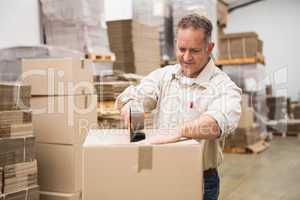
223, 0, 265, 12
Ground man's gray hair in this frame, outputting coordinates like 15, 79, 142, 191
176, 14, 213, 43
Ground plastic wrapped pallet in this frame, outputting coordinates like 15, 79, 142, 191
132, 0, 174, 60
0, 46, 83, 82
40, 0, 110, 54
222, 64, 268, 136
266, 96, 288, 120
43, 20, 110, 54
172, 0, 218, 56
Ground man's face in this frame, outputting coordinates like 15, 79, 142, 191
176, 28, 214, 78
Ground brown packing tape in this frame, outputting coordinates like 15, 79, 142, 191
138, 146, 153, 172
84, 95, 88, 109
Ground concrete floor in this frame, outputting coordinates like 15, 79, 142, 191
219, 137, 300, 200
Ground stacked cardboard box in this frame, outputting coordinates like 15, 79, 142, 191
0, 83, 39, 200
225, 94, 262, 148
21, 58, 98, 200
94, 81, 131, 101
219, 32, 263, 60
40, 0, 110, 54
0, 46, 83, 82
132, 0, 174, 60
95, 74, 136, 129
107, 20, 161, 75
83, 129, 204, 200
266, 96, 287, 120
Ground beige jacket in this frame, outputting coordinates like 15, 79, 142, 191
116, 59, 242, 170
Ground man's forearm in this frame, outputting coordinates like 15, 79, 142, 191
180, 115, 221, 140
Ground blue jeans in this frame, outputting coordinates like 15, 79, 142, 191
203, 169, 220, 200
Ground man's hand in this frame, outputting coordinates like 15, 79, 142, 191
147, 128, 182, 144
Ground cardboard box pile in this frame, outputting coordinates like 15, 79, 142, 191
107, 20, 161, 75
94, 81, 131, 101
94, 73, 144, 129
83, 129, 204, 200
21, 58, 98, 200
40, 0, 110, 54
225, 94, 262, 148
0, 82, 39, 200
0, 46, 83, 82
219, 32, 263, 60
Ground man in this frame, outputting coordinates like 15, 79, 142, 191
116, 14, 241, 200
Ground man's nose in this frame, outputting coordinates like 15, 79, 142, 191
183, 51, 192, 61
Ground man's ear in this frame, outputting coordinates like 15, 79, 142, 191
207, 42, 215, 54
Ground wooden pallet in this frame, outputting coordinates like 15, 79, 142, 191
223, 140, 270, 154
86, 53, 115, 61
215, 53, 265, 65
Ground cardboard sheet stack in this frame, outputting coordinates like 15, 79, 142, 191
21, 58, 98, 200
132, 0, 174, 60
83, 129, 204, 200
0, 46, 83, 82
95, 73, 145, 129
0, 82, 39, 200
40, 0, 111, 54
225, 94, 262, 149
107, 20, 161, 75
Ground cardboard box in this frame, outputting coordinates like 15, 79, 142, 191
31, 95, 97, 144
238, 94, 254, 128
83, 129, 203, 200
225, 126, 261, 148
22, 58, 94, 95
36, 143, 82, 193
40, 191, 81, 200
238, 107, 254, 129
219, 32, 263, 59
